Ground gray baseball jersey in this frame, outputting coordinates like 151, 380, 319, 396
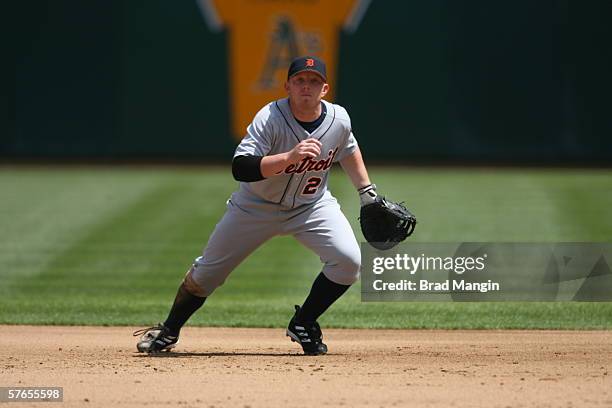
184, 97, 361, 297
233, 97, 357, 208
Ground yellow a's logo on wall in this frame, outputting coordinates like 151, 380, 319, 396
197, 0, 371, 140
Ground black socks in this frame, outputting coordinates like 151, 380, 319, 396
297, 272, 350, 323
162, 272, 348, 334
163, 283, 206, 335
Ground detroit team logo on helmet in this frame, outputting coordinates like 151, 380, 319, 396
287, 56, 327, 81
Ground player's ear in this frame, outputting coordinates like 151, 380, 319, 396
284, 81, 290, 93
321, 83, 330, 97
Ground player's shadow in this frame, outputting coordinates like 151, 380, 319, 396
134, 351, 309, 358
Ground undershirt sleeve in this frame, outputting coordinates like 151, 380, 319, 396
232, 155, 265, 182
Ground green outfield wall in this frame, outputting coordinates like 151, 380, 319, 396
9, 1, 612, 162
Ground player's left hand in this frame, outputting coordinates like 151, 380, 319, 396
358, 184, 378, 206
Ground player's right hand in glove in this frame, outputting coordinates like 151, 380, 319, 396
358, 184, 417, 250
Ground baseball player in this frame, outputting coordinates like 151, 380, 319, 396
134, 56, 380, 355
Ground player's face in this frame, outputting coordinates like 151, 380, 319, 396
285, 72, 329, 108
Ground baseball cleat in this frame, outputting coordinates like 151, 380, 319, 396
133, 323, 179, 353
286, 305, 328, 356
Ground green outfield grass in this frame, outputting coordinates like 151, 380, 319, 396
1, 166, 611, 329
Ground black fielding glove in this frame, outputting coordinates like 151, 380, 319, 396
358, 184, 417, 250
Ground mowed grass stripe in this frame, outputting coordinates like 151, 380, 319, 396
0, 169, 167, 284
538, 171, 612, 241
343, 169, 562, 242
2, 170, 235, 294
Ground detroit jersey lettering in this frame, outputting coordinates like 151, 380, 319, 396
233, 98, 357, 208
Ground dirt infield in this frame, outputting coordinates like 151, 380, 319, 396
1, 326, 611, 407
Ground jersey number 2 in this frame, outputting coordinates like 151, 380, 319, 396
302, 177, 322, 195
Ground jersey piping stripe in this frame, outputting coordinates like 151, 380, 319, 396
291, 172, 309, 208
316, 103, 336, 142
278, 173, 295, 206
274, 101, 300, 206
274, 101, 301, 144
